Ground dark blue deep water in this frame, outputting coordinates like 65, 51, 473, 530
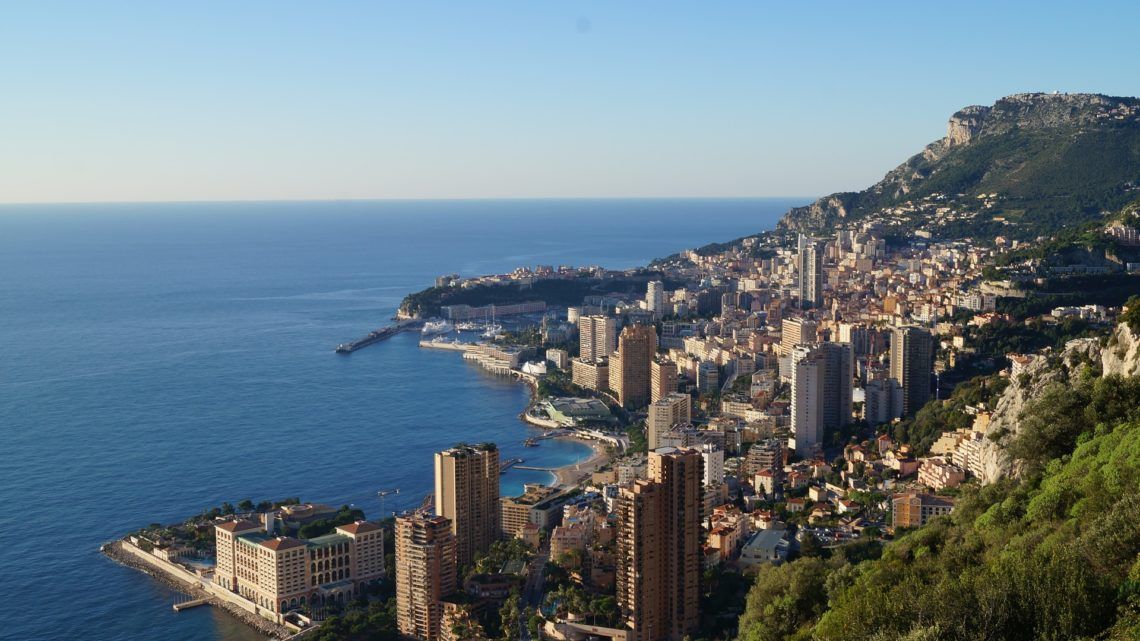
0, 199, 793, 640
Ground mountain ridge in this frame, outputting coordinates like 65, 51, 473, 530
776, 92, 1140, 240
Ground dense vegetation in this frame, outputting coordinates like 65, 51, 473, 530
309, 599, 399, 641
736, 364, 1140, 641
1118, 294, 1140, 334
968, 317, 1094, 365
297, 505, 366, 539
398, 273, 679, 318
995, 274, 1140, 319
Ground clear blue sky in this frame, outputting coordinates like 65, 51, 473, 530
1, 1, 1138, 203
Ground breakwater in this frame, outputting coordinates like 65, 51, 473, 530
335, 319, 422, 353
101, 540, 300, 639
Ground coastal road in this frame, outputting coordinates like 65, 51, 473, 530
524, 538, 550, 608
520, 539, 550, 641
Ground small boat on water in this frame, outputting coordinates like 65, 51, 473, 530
421, 320, 454, 335
524, 437, 539, 447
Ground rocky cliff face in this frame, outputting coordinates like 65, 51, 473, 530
777, 92, 1140, 234
974, 321, 1140, 482
1103, 322, 1140, 377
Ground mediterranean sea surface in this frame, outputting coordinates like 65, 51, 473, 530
0, 198, 794, 641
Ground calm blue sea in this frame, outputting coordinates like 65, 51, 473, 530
0, 199, 794, 641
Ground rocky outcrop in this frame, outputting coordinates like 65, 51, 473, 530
1103, 322, 1140, 377
972, 337, 1100, 482
973, 322, 1140, 483
946, 105, 990, 147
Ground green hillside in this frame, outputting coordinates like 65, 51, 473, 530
735, 365, 1140, 641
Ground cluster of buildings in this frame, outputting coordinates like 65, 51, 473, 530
222, 213, 1049, 637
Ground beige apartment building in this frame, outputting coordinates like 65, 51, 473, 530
780, 317, 817, 356
500, 483, 560, 537
647, 392, 691, 451
892, 492, 955, 529
435, 443, 500, 569
616, 448, 701, 641
650, 359, 678, 403
395, 513, 458, 641
609, 324, 657, 408
214, 518, 385, 616
571, 357, 609, 391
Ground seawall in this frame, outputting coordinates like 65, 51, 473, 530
101, 540, 302, 639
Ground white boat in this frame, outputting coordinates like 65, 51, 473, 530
481, 323, 503, 338
456, 322, 481, 331
421, 320, 454, 335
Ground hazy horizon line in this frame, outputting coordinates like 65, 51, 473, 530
0, 194, 815, 208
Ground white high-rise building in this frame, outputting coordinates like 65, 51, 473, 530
798, 236, 823, 310
578, 315, 617, 361
790, 342, 853, 457
646, 280, 665, 318
699, 442, 724, 487
781, 317, 817, 356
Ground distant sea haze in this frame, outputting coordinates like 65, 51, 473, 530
0, 198, 796, 640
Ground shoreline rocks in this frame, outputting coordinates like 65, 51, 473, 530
100, 540, 293, 639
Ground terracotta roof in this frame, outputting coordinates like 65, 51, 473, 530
216, 519, 260, 533
336, 520, 381, 535
260, 536, 306, 552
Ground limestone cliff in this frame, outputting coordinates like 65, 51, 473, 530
1102, 321, 1140, 377
974, 321, 1140, 482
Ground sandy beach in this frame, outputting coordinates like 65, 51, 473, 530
551, 436, 611, 488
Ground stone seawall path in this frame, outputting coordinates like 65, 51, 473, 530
101, 540, 297, 640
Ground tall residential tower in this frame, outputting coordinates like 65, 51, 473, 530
790, 342, 853, 457
616, 448, 701, 641
578, 315, 617, 361
798, 236, 823, 309
434, 444, 500, 569
395, 514, 457, 641
890, 326, 933, 417
609, 324, 657, 408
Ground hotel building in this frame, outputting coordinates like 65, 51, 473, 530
214, 518, 385, 617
